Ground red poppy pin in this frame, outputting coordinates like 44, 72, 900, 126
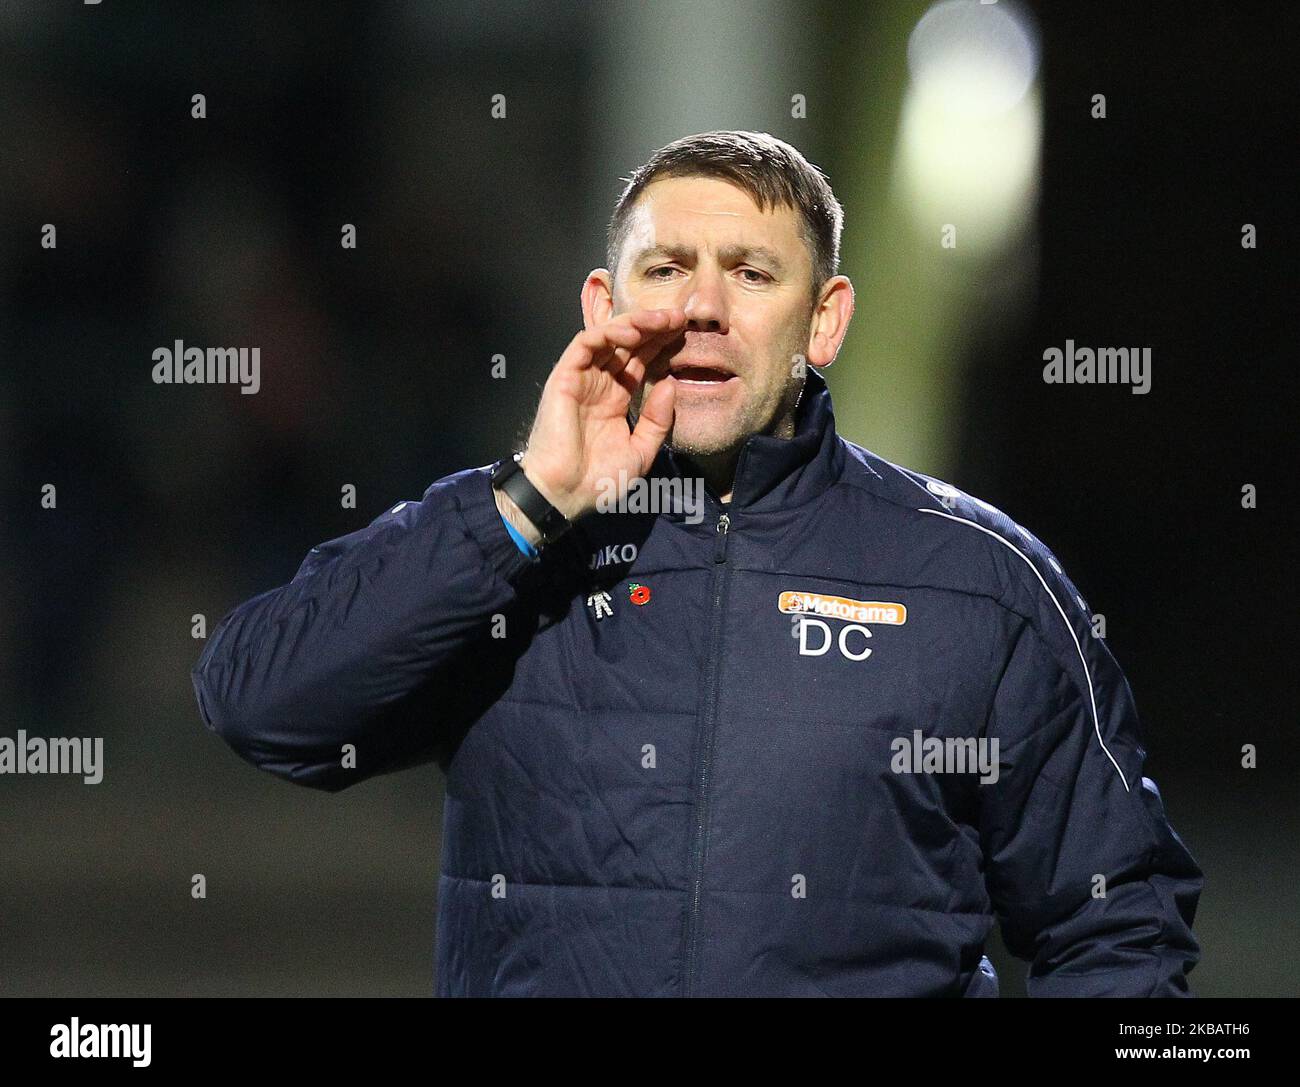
628, 582, 651, 606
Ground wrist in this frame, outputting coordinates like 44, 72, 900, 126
491, 448, 578, 546
515, 451, 579, 522
494, 486, 545, 549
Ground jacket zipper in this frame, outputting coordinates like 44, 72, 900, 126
682, 507, 732, 996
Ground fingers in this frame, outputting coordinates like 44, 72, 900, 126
606, 308, 687, 382
563, 308, 686, 374
608, 322, 682, 387
628, 373, 676, 472
619, 306, 687, 339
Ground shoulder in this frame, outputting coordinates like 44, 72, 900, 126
835, 438, 1095, 625
834, 441, 1132, 790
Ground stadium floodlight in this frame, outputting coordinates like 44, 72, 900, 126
896, 0, 1041, 249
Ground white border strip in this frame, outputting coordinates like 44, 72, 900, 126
918, 508, 1130, 792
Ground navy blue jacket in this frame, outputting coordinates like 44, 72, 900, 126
192, 367, 1203, 997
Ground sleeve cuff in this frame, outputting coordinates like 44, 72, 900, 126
501, 513, 541, 559
452, 465, 541, 583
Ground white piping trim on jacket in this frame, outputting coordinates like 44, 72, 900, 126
918, 507, 1130, 792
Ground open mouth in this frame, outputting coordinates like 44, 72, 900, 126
672, 365, 737, 386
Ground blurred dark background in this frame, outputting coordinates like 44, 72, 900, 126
0, 1, 1292, 996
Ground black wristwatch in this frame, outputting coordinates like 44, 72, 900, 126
491, 452, 572, 546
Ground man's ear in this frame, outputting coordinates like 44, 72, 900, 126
806, 275, 854, 369
581, 269, 615, 330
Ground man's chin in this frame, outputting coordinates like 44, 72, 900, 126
665, 426, 741, 460
630, 399, 745, 459
666, 398, 756, 456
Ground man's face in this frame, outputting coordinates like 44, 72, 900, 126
615, 176, 816, 458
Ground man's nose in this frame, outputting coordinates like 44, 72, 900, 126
681, 267, 728, 334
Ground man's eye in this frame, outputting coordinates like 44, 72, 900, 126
739, 268, 770, 283
647, 266, 679, 279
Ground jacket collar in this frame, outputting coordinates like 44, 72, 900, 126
645, 365, 844, 517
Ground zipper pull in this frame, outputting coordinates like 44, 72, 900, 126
714, 512, 730, 563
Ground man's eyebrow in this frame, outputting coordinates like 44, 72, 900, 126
722, 244, 787, 274
629, 243, 693, 267
630, 242, 788, 275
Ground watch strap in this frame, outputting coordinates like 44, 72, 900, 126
491, 452, 572, 546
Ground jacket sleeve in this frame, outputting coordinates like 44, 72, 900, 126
191, 464, 538, 792
979, 570, 1204, 997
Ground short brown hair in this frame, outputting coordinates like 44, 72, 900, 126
606, 130, 844, 307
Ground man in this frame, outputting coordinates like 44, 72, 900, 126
192, 131, 1203, 997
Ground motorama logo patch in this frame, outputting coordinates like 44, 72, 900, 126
777, 591, 907, 626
